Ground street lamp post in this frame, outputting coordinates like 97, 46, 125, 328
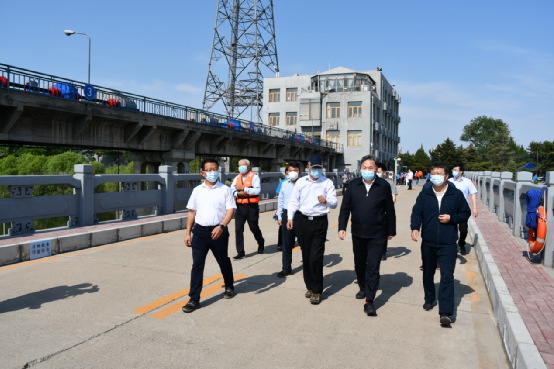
64, 30, 91, 84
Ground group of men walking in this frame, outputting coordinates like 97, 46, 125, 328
181, 154, 477, 327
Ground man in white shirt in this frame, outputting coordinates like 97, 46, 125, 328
448, 163, 478, 255
276, 161, 301, 277
407, 169, 414, 190
231, 159, 265, 259
182, 158, 237, 313
287, 155, 338, 305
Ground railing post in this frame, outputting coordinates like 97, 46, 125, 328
498, 172, 512, 222
6, 65, 10, 94
159, 165, 175, 215
544, 171, 554, 267
219, 165, 227, 185
483, 171, 492, 206
74, 164, 95, 226
513, 171, 533, 238
490, 172, 500, 212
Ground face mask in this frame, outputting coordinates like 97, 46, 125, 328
205, 171, 219, 182
310, 168, 323, 179
288, 171, 298, 180
452, 171, 459, 178
430, 175, 445, 186
376, 173, 383, 178
239, 165, 248, 174
361, 171, 375, 181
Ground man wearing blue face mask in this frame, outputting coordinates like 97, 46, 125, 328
287, 155, 337, 305
410, 161, 471, 327
182, 158, 237, 313
231, 159, 265, 259
338, 155, 396, 316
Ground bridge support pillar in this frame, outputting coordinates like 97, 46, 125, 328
74, 164, 95, 227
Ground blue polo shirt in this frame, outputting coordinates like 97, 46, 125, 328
448, 176, 477, 203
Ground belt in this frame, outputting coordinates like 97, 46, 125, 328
299, 213, 327, 220
196, 224, 220, 231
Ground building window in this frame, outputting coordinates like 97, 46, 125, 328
326, 102, 340, 118
286, 88, 298, 102
348, 102, 362, 118
326, 130, 340, 144
347, 130, 362, 147
286, 112, 297, 126
269, 89, 280, 102
268, 113, 280, 126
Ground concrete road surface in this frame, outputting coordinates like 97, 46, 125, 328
0, 184, 508, 368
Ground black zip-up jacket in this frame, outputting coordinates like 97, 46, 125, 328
338, 176, 396, 238
410, 182, 471, 246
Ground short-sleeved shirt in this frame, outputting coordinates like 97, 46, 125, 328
186, 181, 236, 226
448, 177, 477, 203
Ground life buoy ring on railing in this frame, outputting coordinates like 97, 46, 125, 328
528, 206, 547, 254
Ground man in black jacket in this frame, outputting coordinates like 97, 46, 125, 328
410, 161, 471, 327
338, 155, 396, 316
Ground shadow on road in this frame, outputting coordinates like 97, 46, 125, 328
0, 283, 99, 314
374, 272, 413, 310
387, 246, 412, 259
322, 270, 357, 298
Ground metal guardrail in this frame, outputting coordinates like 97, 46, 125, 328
466, 170, 554, 267
0, 164, 347, 237
0, 63, 343, 153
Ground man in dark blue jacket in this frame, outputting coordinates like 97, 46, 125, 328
339, 155, 396, 316
410, 161, 471, 327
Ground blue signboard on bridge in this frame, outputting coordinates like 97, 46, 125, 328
83, 84, 96, 100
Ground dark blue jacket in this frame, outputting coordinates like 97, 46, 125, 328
410, 183, 471, 246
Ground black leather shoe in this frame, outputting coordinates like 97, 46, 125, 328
459, 246, 467, 255
355, 290, 366, 299
276, 246, 283, 251
233, 253, 245, 260
423, 302, 433, 311
257, 246, 264, 254
440, 314, 452, 327
224, 287, 235, 299
277, 270, 292, 278
182, 300, 200, 313
364, 302, 377, 316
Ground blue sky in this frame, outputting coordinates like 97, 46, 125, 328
3, 0, 553, 154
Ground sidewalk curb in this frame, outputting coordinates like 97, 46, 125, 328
469, 216, 547, 369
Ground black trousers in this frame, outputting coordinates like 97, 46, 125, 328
408, 179, 413, 190
299, 215, 328, 294
383, 239, 388, 257
343, 183, 348, 192
280, 210, 296, 272
235, 203, 265, 254
277, 223, 282, 246
190, 225, 234, 301
458, 220, 468, 248
422, 243, 457, 315
353, 236, 387, 301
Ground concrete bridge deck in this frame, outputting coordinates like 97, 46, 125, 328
0, 185, 509, 368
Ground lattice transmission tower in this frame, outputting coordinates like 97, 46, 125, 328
202, 0, 279, 122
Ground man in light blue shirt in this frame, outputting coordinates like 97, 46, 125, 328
275, 171, 289, 251
448, 163, 478, 255
277, 161, 301, 277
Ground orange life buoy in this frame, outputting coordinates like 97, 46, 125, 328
528, 206, 547, 254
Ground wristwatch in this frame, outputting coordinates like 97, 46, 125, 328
219, 224, 227, 230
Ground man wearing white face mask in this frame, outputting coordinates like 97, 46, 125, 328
276, 161, 301, 277
410, 161, 471, 327
231, 158, 265, 259
338, 155, 396, 316
287, 155, 337, 305
183, 158, 237, 313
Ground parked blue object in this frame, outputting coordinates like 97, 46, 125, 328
54, 83, 79, 100
525, 186, 547, 231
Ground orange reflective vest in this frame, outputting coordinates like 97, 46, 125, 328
236, 171, 260, 204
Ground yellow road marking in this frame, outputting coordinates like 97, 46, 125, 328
0, 229, 187, 272
133, 273, 223, 314
150, 274, 247, 319
292, 246, 300, 252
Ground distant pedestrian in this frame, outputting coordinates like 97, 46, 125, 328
407, 169, 414, 190
410, 161, 471, 327
377, 163, 398, 261
182, 158, 236, 313
275, 169, 289, 252
396, 172, 401, 185
287, 155, 337, 305
342, 168, 352, 192
415, 170, 420, 186
339, 155, 396, 316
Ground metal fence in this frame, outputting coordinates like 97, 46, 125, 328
0, 165, 346, 238
466, 170, 554, 267
0, 63, 343, 153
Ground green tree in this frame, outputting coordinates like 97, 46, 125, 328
411, 145, 431, 174
487, 127, 514, 167
528, 141, 554, 174
460, 116, 511, 157
429, 138, 463, 169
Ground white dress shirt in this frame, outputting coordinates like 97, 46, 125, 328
407, 171, 414, 180
277, 179, 296, 220
433, 187, 446, 210
187, 181, 236, 226
287, 175, 338, 219
231, 172, 261, 197
448, 177, 477, 203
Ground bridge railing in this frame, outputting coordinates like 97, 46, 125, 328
0, 164, 346, 238
0, 63, 343, 153
466, 170, 554, 267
